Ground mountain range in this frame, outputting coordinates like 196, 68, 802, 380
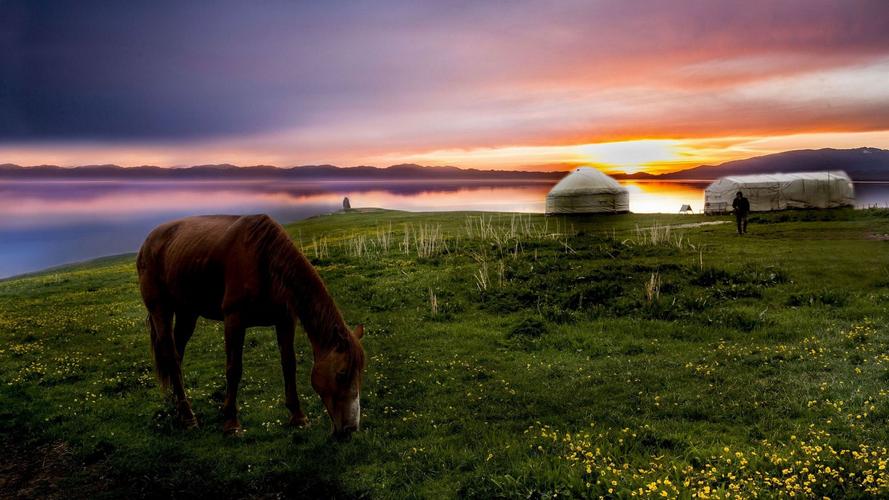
1, 147, 888, 181
0, 162, 563, 180
616, 147, 889, 181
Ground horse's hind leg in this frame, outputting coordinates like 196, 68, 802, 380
172, 311, 199, 427
149, 306, 197, 428
276, 319, 308, 427
174, 311, 198, 363
221, 314, 246, 436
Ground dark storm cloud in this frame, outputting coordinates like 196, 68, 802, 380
0, 1, 370, 140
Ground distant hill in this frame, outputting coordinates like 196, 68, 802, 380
616, 147, 889, 181
0, 162, 564, 180
2, 147, 888, 181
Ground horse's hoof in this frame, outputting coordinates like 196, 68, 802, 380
223, 421, 243, 437
224, 427, 243, 437
289, 414, 310, 428
181, 416, 199, 430
177, 402, 198, 429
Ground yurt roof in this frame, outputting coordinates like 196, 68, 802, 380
548, 167, 627, 195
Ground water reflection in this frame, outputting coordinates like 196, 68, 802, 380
623, 181, 709, 214
0, 180, 553, 277
0, 180, 554, 228
855, 182, 889, 208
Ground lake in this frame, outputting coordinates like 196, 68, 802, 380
1, 179, 888, 278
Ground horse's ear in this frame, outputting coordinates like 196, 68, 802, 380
354, 324, 365, 339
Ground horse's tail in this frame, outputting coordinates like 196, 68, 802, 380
147, 313, 174, 391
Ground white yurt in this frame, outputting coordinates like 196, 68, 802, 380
545, 167, 629, 214
703, 171, 855, 214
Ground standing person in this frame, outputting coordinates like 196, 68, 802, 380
732, 191, 750, 235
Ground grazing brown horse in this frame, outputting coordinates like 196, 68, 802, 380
137, 214, 365, 438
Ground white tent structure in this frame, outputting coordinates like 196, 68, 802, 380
545, 167, 629, 214
703, 171, 855, 214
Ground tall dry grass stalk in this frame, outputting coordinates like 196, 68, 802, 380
429, 287, 438, 316
414, 223, 442, 257
474, 261, 489, 291
645, 271, 661, 303
629, 223, 694, 250
401, 223, 411, 254
347, 234, 368, 258
376, 223, 393, 253
310, 235, 329, 259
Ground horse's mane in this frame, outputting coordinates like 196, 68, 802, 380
240, 215, 365, 377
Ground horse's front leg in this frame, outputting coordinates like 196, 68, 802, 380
276, 319, 309, 427
222, 314, 246, 435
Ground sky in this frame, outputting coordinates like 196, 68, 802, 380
2, 0, 889, 174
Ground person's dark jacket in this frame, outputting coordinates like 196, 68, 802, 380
732, 197, 750, 215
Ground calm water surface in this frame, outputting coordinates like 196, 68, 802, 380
1, 179, 887, 278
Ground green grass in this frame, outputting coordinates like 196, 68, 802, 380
2, 208, 889, 498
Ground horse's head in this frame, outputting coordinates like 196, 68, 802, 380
311, 324, 365, 440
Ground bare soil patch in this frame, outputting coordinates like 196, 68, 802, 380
0, 440, 105, 499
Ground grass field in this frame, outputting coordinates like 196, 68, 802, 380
2, 208, 889, 498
